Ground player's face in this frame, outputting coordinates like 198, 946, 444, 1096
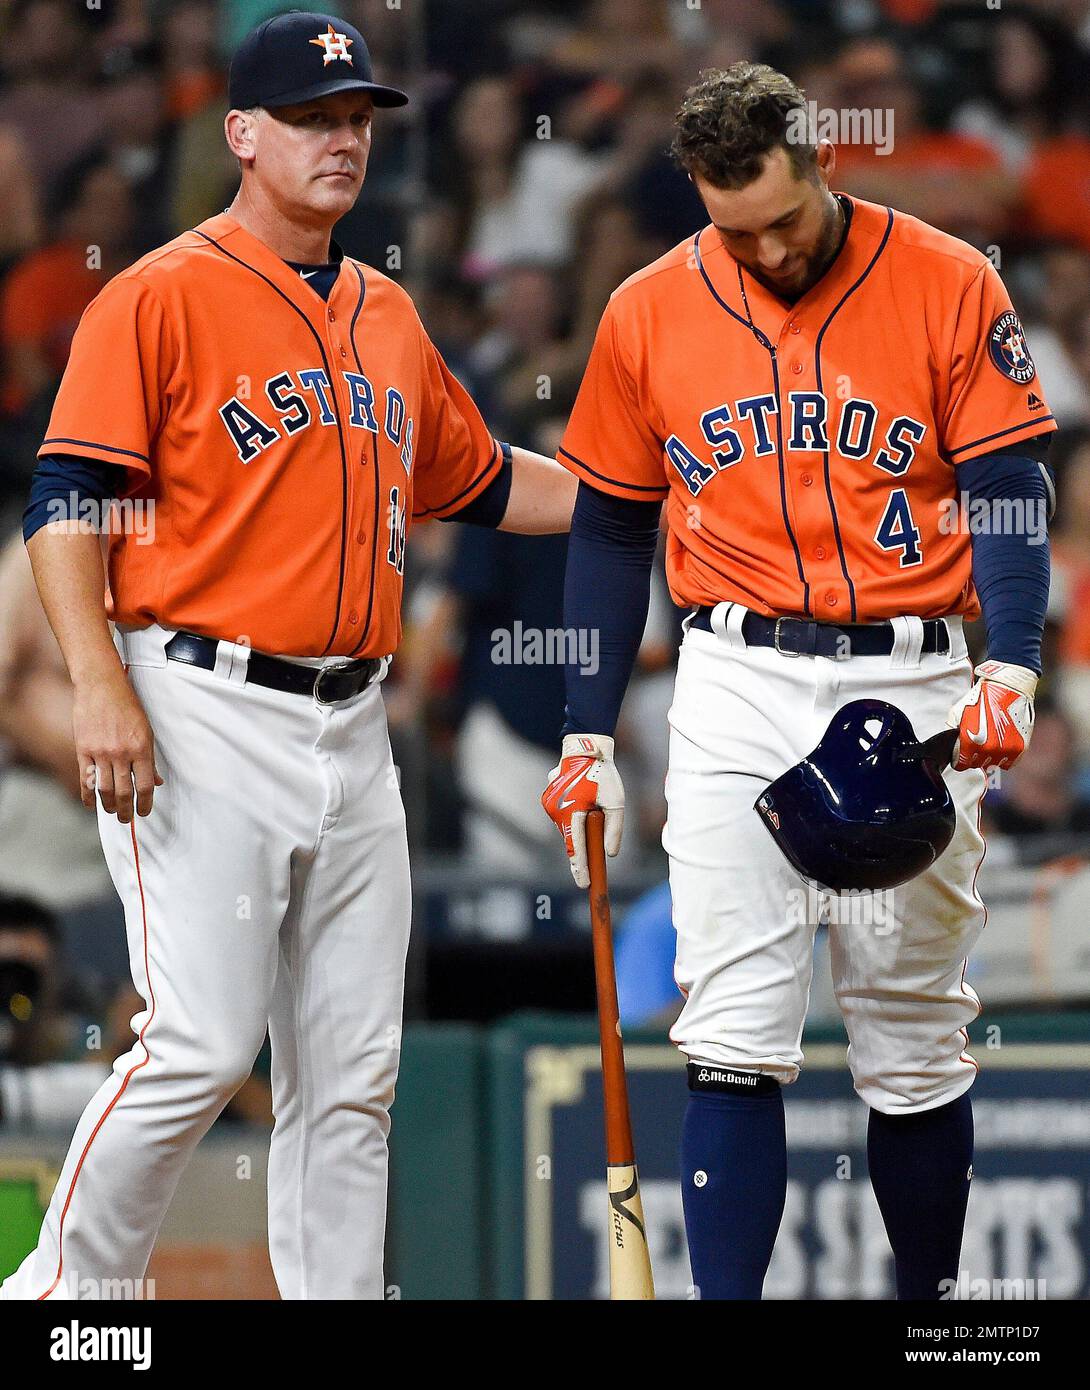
250, 91, 374, 224
694, 143, 842, 302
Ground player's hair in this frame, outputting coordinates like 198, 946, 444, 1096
671, 63, 817, 189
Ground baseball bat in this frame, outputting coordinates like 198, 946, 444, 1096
585, 808, 655, 1301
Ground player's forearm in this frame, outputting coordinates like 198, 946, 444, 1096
561, 483, 661, 737
499, 447, 578, 534
24, 525, 124, 688
956, 450, 1051, 673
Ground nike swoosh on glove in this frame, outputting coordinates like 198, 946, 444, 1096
541, 734, 625, 889
946, 661, 1038, 772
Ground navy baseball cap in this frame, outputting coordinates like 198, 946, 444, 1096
229, 10, 408, 111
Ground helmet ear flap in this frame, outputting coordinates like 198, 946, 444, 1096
754, 699, 958, 893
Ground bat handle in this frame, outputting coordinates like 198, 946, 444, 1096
587, 810, 656, 1300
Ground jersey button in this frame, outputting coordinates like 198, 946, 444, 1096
790, 323, 802, 335
790, 361, 804, 375
815, 546, 826, 560
348, 609, 359, 624
801, 473, 813, 486
328, 308, 336, 322
357, 530, 366, 544
340, 346, 347, 358
826, 593, 838, 607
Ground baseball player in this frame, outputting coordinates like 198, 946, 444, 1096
543, 63, 1054, 1300
3, 11, 575, 1301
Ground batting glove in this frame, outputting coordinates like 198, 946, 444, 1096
541, 734, 625, 889
946, 661, 1038, 772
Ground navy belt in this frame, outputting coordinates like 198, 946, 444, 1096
164, 632, 383, 704
689, 607, 950, 659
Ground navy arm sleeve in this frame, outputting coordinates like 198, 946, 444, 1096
955, 437, 1052, 675
561, 482, 662, 738
443, 441, 513, 528
23, 454, 125, 543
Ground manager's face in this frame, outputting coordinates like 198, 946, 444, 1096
231, 89, 374, 227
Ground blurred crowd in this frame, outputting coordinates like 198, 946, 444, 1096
4, 0, 1090, 1079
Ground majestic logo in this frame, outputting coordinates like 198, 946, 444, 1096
988, 310, 1036, 384
309, 23, 354, 66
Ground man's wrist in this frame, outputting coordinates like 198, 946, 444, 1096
70, 652, 128, 691
976, 661, 1038, 698
561, 733, 614, 761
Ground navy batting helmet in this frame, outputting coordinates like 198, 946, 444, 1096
754, 699, 958, 893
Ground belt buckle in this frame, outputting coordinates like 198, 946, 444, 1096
313, 666, 341, 705
773, 617, 802, 657
314, 660, 375, 705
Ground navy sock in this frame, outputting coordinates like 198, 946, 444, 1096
681, 1087, 787, 1300
867, 1091, 974, 1301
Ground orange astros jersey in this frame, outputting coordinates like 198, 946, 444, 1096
559, 196, 1056, 623
41, 213, 502, 657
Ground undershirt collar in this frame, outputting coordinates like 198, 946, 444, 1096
285, 240, 344, 303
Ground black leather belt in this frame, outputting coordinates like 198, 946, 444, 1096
164, 632, 383, 704
689, 607, 950, 659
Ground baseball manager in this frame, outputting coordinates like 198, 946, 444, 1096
4, 11, 574, 1301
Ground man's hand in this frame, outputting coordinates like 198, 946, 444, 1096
947, 660, 1037, 772
73, 670, 163, 822
541, 733, 624, 888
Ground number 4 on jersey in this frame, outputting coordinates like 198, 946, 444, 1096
875, 488, 923, 568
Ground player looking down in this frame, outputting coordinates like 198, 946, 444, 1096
543, 63, 1053, 1300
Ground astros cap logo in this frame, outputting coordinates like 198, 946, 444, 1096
309, 22, 354, 66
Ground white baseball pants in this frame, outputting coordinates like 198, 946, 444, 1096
1, 624, 411, 1299
664, 604, 988, 1114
